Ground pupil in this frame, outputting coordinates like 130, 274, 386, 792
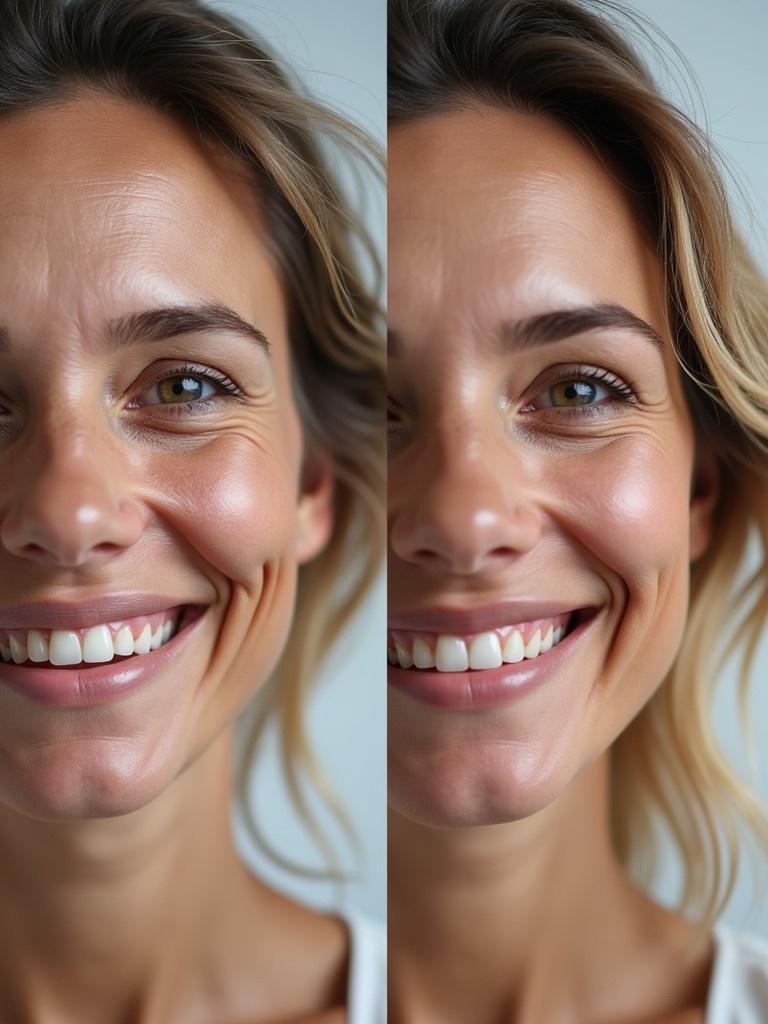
556, 380, 595, 406
162, 376, 202, 402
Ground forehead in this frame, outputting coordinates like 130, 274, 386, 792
388, 104, 665, 339
0, 91, 283, 344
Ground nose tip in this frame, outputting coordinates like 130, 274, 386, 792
390, 498, 541, 576
0, 454, 147, 568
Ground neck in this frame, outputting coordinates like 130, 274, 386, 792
388, 752, 710, 1023
0, 726, 259, 1023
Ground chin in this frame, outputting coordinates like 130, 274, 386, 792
389, 740, 574, 828
0, 737, 187, 821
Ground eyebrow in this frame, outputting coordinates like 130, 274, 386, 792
107, 303, 270, 354
0, 303, 270, 355
387, 302, 665, 358
501, 303, 665, 353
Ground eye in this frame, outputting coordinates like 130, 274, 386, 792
521, 366, 636, 414
133, 364, 242, 409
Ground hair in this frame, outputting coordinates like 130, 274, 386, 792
0, 0, 384, 873
390, 0, 768, 932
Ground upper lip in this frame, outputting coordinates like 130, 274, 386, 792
388, 599, 596, 635
0, 593, 207, 630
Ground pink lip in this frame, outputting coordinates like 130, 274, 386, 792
387, 608, 600, 709
0, 606, 208, 708
388, 599, 596, 635
0, 593, 209, 630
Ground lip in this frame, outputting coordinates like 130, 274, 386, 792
388, 599, 595, 635
0, 605, 209, 708
387, 607, 600, 709
0, 593, 207, 630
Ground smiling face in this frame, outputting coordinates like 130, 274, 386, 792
388, 104, 718, 827
0, 92, 332, 819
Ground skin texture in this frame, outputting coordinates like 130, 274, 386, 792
0, 93, 347, 1023
388, 105, 718, 1023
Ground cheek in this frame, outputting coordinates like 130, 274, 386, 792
559, 434, 693, 590
149, 433, 301, 586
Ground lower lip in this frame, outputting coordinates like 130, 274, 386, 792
387, 611, 599, 710
0, 607, 208, 708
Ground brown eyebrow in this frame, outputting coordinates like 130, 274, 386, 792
387, 303, 665, 359
502, 303, 665, 352
107, 303, 270, 354
0, 303, 271, 355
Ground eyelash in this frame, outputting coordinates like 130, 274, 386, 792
137, 363, 243, 415
522, 365, 637, 417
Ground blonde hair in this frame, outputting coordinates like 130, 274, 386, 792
0, 0, 384, 871
390, 0, 768, 930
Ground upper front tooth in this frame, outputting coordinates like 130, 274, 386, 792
82, 625, 115, 664
9, 635, 27, 664
413, 637, 435, 669
524, 629, 541, 659
49, 630, 82, 666
469, 632, 502, 669
27, 630, 49, 663
436, 636, 468, 672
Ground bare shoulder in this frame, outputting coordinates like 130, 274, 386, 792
218, 869, 351, 1021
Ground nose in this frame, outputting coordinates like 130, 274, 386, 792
389, 429, 542, 576
0, 428, 147, 568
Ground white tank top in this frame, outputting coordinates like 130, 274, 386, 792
705, 922, 768, 1022
343, 910, 386, 1024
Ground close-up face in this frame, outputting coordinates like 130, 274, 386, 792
0, 92, 331, 822
388, 104, 718, 827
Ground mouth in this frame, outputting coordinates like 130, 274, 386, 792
387, 607, 601, 710
387, 607, 593, 671
0, 604, 206, 668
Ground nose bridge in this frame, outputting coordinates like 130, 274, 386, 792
391, 406, 542, 574
0, 398, 146, 567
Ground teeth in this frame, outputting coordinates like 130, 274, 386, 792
501, 630, 525, 663
0, 613, 180, 667
468, 631, 502, 670
436, 636, 468, 673
50, 631, 83, 667
524, 629, 541, 659
114, 627, 135, 656
540, 625, 554, 654
389, 616, 574, 672
9, 634, 28, 664
133, 625, 152, 656
82, 625, 115, 664
28, 630, 49, 663
412, 637, 435, 670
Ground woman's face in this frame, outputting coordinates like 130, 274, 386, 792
388, 105, 718, 827
0, 93, 332, 819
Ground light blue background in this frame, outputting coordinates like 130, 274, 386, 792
621, 0, 768, 936
208, 1, 386, 923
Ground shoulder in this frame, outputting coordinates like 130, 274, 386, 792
341, 910, 386, 1024
706, 923, 768, 1021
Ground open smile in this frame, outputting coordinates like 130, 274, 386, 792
387, 607, 601, 709
0, 600, 210, 707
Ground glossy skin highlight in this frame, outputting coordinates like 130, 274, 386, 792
0, 93, 343, 1022
388, 105, 717, 1023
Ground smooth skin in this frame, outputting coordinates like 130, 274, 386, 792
388, 105, 718, 1023
0, 93, 347, 1023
